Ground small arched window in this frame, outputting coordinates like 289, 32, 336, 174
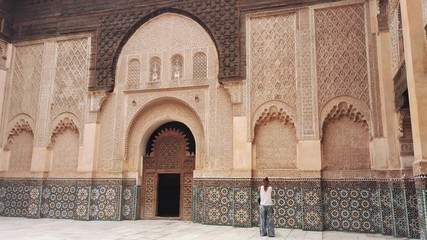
171, 54, 184, 80
149, 57, 161, 82
193, 52, 207, 79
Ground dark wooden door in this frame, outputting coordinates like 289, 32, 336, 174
142, 128, 194, 220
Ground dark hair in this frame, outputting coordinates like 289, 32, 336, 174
263, 177, 269, 182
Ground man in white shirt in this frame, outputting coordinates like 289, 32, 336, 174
259, 177, 275, 237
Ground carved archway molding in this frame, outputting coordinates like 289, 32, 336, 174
48, 113, 80, 149
126, 97, 205, 175
320, 96, 370, 139
4, 114, 35, 150
251, 100, 295, 141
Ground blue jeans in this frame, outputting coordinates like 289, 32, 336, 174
259, 205, 275, 237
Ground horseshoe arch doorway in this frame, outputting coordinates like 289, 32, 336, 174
141, 121, 195, 220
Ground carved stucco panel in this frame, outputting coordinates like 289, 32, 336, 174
118, 13, 218, 91
51, 128, 79, 172
125, 89, 207, 130
297, 8, 319, 140
7, 44, 43, 130
51, 38, 90, 137
121, 14, 214, 58
6, 117, 34, 172
255, 119, 297, 170
9, 131, 33, 172
211, 86, 233, 170
249, 11, 297, 117
389, 8, 400, 74
315, 2, 370, 109
33, 42, 55, 147
322, 116, 370, 170
368, 30, 384, 138
97, 94, 121, 172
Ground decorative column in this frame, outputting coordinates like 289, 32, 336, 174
77, 90, 106, 172
375, 0, 401, 169
400, 0, 427, 238
0, 40, 10, 171
224, 80, 252, 178
31, 42, 56, 172
297, 8, 321, 173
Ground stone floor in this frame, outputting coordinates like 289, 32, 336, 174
0, 217, 416, 240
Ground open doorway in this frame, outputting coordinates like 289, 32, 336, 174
157, 174, 180, 217
142, 122, 195, 220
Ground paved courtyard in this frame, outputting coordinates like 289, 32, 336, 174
0, 217, 416, 240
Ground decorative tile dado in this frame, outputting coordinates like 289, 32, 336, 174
41, 184, 90, 220
1, 184, 33, 218
233, 186, 251, 227
193, 177, 421, 238
121, 185, 138, 220
0, 177, 424, 239
90, 185, 120, 220
323, 187, 381, 233
0, 178, 137, 221
205, 186, 233, 226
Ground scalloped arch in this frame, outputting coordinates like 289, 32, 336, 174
49, 112, 80, 147
251, 100, 295, 141
148, 127, 190, 157
5, 114, 35, 150
7, 114, 35, 135
320, 96, 371, 138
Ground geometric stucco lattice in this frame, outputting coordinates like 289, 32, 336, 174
8, 44, 44, 125
315, 3, 369, 109
388, 0, 403, 76
51, 38, 89, 134
249, 11, 297, 115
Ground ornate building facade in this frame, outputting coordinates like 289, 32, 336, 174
0, 0, 426, 238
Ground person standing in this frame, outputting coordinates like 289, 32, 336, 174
259, 177, 275, 237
